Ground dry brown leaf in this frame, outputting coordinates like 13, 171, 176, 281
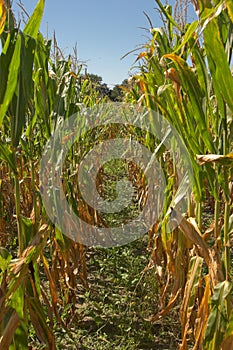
0, 311, 20, 350
171, 209, 211, 265
202, 221, 215, 241
165, 67, 181, 84
28, 297, 56, 349
165, 67, 182, 100
196, 153, 233, 165
221, 335, 233, 350
42, 255, 58, 306
193, 275, 210, 350
145, 288, 181, 323
180, 257, 203, 350
136, 51, 147, 61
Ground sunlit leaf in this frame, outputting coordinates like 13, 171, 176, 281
23, 0, 45, 39
0, 0, 6, 36
136, 51, 147, 61
0, 34, 21, 126
154, 0, 181, 30
173, 20, 198, 53
204, 18, 233, 113
225, 0, 233, 23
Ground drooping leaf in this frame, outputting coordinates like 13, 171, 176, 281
171, 208, 211, 265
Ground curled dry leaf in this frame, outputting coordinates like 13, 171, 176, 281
193, 275, 211, 350
171, 209, 211, 265
165, 67, 182, 100
196, 153, 233, 166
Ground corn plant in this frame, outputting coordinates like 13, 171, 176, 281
0, 1, 107, 348
126, 0, 233, 349
1, 0, 233, 348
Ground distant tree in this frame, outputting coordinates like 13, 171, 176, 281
110, 79, 129, 101
85, 73, 111, 98
82, 73, 130, 101
87, 73, 103, 85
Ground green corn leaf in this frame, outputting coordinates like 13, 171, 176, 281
204, 18, 233, 113
28, 297, 55, 347
162, 53, 215, 152
0, 33, 21, 126
194, 0, 212, 17
168, 172, 190, 212
0, 31, 20, 108
20, 35, 36, 105
185, 256, 203, 311
226, 0, 233, 22
204, 281, 232, 350
33, 34, 53, 137
12, 33, 36, 148
221, 311, 233, 349
154, 0, 181, 30
0, 252, 12, 273
21, 216, 34, 251
23, 0, 45, 39
173, 21, 199, 54
151, 28, 171, 56
0, 141, 17, 174
190, 41, 210, 96
212, 281, 232, 304
10, 286, 28, 350
200, 2, 226, 33
33, 261, 42, 298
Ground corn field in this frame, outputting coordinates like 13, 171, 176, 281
0, 0, 233, 349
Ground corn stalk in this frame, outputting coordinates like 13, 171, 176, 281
127, 0, 233, 348
0, 0, 103, 348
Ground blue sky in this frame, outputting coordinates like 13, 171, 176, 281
12, 0, 194, 87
